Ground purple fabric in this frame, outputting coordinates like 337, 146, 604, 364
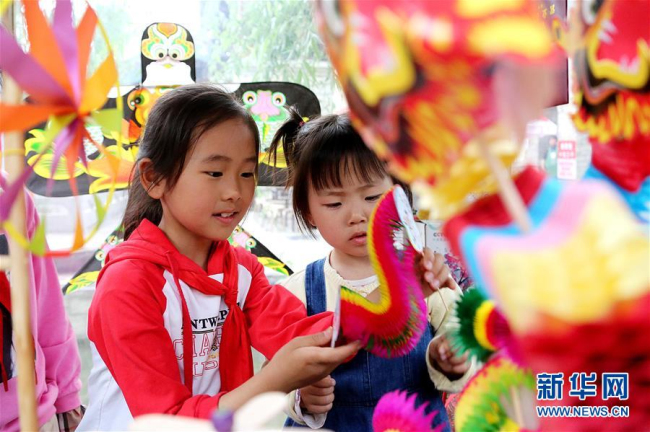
0, 184, 82, 431
52, 0, 81, 105
47, 119, 79, 195
0, 27, 71, 106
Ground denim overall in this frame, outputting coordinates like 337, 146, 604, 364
285, 259, 450, 432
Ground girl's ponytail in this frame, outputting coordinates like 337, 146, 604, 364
268, 106, 306, 184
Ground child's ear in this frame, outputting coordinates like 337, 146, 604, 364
138, 158, 165, 200
306, 213, 316, 229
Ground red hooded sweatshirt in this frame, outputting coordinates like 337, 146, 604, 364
80, 220, 332, 430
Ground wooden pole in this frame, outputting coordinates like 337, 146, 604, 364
2, 4, 40, 431
0, 255, 10, 271
478, 139, 533, 232
510, 386, 525, 427
478, 139, 530, 426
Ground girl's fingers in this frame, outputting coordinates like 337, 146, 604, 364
426, 252, 449, 289
434, 266, 450, 289
305, 393, 335, 406
324, 341, 363, 365
438, 344, 448, 362
424, 271, 438, 289
419, 250, 438, 295
451, 363, 470, 374
310, 376, 335, 388
432, 252, 445, 274
422, 248, 435, 268
448, 353, 469, 366
308, 403, 334, 414
306, 385, 335, 396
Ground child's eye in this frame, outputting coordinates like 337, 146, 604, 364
324, 202, 341, 209
366, 194, 382, 202
241, 172, 255, 178
206, 172, 223, 178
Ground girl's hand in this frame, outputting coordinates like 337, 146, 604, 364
219, 328, 360, 411
299, 376, 336, 414
428, 335, 470, 380
263, 327, 361, 394
419, 248, 454, 297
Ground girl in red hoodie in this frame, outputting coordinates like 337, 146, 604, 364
79, 84, 361, 431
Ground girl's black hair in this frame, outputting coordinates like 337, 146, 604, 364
269, 107, 411, 235
123, 84, 260, 239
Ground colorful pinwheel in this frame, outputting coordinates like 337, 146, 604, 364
0, 0, 122, 255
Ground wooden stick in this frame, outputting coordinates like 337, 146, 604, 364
437, 289, 449, 311
510, 386, 525, 427
2, 4, 39, 431
479, 139, 528, 425
478, 139, 532, 233
0, 254, 11, 271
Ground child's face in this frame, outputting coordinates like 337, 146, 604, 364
308, 171, 393, 258
158, 119, 257, 244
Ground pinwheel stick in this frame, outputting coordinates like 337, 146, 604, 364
479, 139, 533, 233
510, 386, 525, 427
478, 139, 528, 426
2, 5, 39, 431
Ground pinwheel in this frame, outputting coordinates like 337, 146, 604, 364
0, 0, 122, 255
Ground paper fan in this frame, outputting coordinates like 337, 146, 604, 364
0, 0, 122, 255
455, 356, 536, 432
372, 390, 442, 432
340, 186, 427, 358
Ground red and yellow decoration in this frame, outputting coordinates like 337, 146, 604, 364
316, 0, 559, 216
571, 0, 649, 195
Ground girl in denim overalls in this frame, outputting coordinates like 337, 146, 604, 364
269, 111, 475, 431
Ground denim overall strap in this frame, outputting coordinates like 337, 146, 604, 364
287, 258, 450, 432
305, 258, 327, 316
